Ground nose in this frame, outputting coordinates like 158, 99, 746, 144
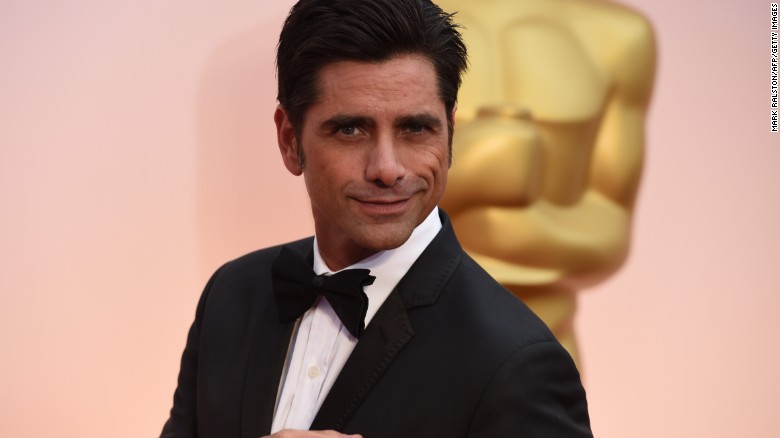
365, 134, 406, 187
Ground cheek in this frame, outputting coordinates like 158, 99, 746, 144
415, 144, 450, 181
430, 166, 448, 204
302, 162, 333, 198
311, 145, 366, 178
437, 166, 449, 189
303, 155, 355, 200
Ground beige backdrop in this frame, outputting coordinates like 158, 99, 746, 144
1, 1, 777, 437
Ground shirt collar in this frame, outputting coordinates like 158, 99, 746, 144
312, 207, 442, 324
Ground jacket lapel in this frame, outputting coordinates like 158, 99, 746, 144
310, 290, 413, 431
310, 210, 463, 431
240, 241, 313, 438
240, 295, 295, 437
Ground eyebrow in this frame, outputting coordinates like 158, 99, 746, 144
320, 113, 444, 131
320, 115, 375, 131
394, 113, 443, 130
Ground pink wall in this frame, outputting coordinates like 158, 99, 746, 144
578, 1, 780, 437
0, 1, 777, 437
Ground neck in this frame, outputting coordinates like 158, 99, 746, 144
317, 241, 378, 272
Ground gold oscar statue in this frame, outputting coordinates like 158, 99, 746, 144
438, 0, 656, 367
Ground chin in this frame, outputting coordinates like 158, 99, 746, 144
356, 224, 415, 252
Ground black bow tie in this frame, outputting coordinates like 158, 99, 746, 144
271, 245, 376, 338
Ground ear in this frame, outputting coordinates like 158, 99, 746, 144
275, 105, 303, 176
448, 103, 458, 168
451, 103, 458, 127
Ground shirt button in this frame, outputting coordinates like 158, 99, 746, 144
307, 366, 320, 379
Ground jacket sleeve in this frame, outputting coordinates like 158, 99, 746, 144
160, 266, 224, 438
467, 340, 593, 437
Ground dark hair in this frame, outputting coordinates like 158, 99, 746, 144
276, 0, 467, 145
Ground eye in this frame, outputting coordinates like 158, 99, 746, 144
339, 126, 359, 136
404, 123, 430, 135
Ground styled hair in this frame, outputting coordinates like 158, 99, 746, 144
276, 0, 467, 144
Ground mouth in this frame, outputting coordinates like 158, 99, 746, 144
353, 197, 411, 216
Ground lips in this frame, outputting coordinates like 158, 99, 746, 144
353, 197, 411, 216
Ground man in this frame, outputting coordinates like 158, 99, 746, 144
162, 0, 592, 437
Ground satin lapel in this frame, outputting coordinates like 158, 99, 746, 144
310, 290, 414, 431
240, 302, 294, 438
240, 241, 312, 438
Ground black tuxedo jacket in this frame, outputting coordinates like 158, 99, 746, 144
162, 212, 592, 437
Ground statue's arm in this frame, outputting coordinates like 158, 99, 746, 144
588, 14, 657, 210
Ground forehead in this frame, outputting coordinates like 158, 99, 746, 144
307, 54, 445, 120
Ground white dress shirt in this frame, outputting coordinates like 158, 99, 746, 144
270, 207, 442, 432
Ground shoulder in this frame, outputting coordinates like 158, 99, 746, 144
214, 236, 312, 282
568, 1, 656, 101
405, 212, 559, 355
408, 248, 560, 364
448, 256, 592, 435
569, 0, 654, 47
198, 236, 313, 312
451, 253, 559, 346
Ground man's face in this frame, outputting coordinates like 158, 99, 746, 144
275, 54, 451, 269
